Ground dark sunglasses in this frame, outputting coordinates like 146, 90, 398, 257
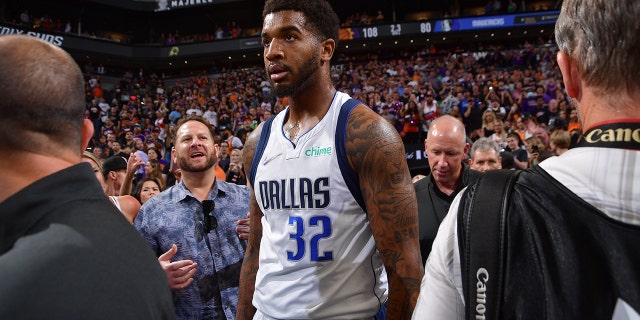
202, 200, 218, 233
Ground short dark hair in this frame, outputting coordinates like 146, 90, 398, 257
173, 115, 216, 142
263, 0, 340, 46
507, 132, 524, 146
500, 151, 515, 169
0, 36, 85, 154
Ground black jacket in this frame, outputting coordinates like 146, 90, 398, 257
0, 163, 175, 319
458, 166, 640, 319
415, 163, 481, 265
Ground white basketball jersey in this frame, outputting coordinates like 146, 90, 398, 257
250, 91, 388, 319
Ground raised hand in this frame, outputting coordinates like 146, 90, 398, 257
158, 244, 198, 290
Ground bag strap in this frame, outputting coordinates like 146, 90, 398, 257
458, 169, 521, 320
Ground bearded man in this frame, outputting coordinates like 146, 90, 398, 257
134, 115, 250, 320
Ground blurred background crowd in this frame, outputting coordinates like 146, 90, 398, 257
1, 0, 570, 195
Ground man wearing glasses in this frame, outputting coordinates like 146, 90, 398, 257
135, 115, 250, 320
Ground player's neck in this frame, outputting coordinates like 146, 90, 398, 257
286, 85, 335, 128
289, 83, 335, 115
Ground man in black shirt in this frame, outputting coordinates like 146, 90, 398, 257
463, 99, 485, 136
0, 35, 174, 319
414, 115, 481, 264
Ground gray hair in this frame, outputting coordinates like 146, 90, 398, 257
470, 138, 500, 159
555, 0, 640, 96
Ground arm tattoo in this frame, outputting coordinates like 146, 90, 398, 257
346, 105, 423, 319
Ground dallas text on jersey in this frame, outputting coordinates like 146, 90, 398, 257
258, 177, 330, 210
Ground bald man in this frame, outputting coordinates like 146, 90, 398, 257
0, 35, 174, 319
414, 115, 481, 264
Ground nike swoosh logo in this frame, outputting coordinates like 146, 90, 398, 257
262, 152, 283, 165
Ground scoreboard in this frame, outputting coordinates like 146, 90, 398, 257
340, 11, 559, 40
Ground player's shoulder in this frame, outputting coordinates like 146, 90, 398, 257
346, 103, 402, 144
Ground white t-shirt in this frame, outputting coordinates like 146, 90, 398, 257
203, 110, 218, 127
185, 108, 202, 116
412, 147, 640, 319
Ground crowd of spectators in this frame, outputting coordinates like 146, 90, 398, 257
82, 33, 579, 195
9, 9, 73, 34
2, 8, 248, 44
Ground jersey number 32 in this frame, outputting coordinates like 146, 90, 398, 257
288, 216, 333, 261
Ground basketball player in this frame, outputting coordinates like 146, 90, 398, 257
236, 0, 423, 319
413, 0, 640, 318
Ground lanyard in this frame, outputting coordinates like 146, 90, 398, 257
576, 121, 640, 150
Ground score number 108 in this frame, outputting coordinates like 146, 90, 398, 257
360, 22, 434, 39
